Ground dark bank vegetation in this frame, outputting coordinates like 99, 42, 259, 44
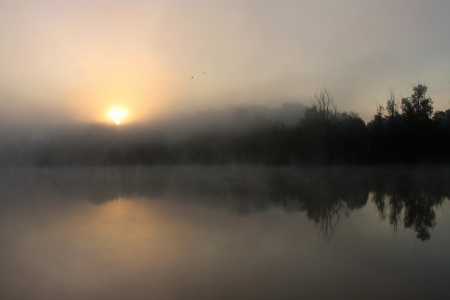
0, 84, 449, 166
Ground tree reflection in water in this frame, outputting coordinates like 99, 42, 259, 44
0, 165, 448, 241
267, 166, 448, 241
370, 169, 447, 241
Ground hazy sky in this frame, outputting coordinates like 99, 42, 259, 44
1, 0, 450, 129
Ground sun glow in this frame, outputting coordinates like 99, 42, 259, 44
108, 108, 126, 124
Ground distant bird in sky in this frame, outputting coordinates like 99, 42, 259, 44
191, 72, 206, 79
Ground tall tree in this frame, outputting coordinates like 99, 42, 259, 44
386, 86, 400, 118
401, 84, 433, 122
307, 88, 337, 123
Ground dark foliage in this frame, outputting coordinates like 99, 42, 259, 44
367, 84, 449, 163
0, 84, 449, 166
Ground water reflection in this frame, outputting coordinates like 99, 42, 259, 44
265, 167, 449, 241
1, 166, 450, 299
370, 169, 448, 241
1, 166, 449, 241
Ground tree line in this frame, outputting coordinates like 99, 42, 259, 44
1, 84, 449, 166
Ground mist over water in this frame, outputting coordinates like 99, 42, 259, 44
2, 1, 450, 298
1, 166, 449, 299
2, 82, 450, 167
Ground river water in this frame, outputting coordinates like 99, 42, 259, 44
1, 166, 449, 299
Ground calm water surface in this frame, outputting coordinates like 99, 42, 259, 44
0, 166, 449, 299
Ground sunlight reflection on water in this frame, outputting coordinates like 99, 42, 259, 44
0, 166, 449, 299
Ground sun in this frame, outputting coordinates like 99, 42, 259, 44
108, 108, 126, 125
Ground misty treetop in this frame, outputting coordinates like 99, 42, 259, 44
368, 84, 450, 163
1, 84, 449, 166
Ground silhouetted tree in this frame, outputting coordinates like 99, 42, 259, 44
298, 88, 340, 163
401, 84, 433, 123
386, 86, 400, 119
2, 83, 450, 166
309, 88, 338, 123
366, 83, 446, 163
367, 104, 388, 163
